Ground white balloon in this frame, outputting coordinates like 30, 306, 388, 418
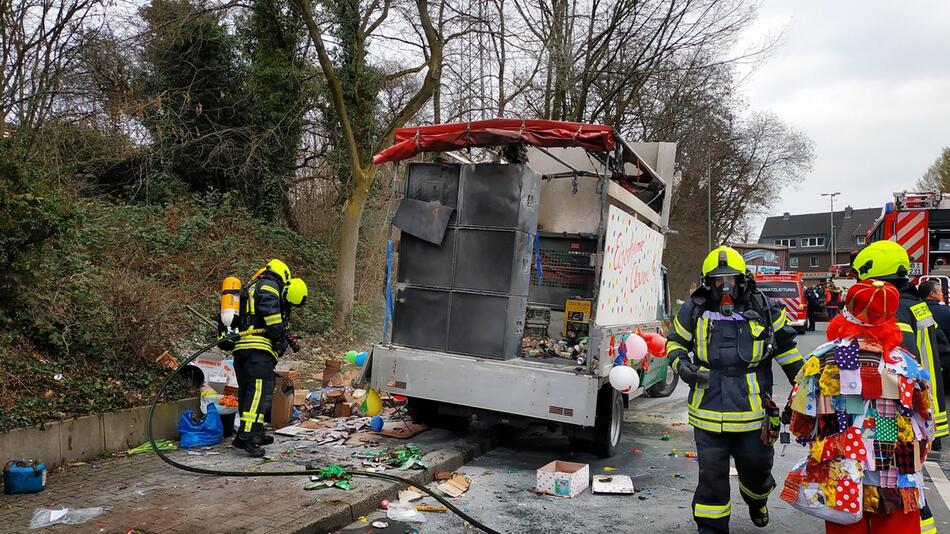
609, 365, 640, 394
625, 334, 649, 362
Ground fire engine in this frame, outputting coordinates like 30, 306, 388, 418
866, 191, 950, 278
754, 271, 807, 334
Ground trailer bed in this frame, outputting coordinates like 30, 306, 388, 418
370, 344, 644, 426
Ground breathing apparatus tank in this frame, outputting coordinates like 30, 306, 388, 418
219, 276, 241, 334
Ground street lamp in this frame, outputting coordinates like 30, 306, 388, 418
821, 192, 841, 274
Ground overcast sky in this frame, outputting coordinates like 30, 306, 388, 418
739, 1, 950, 231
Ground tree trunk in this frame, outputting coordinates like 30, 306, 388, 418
333, 170, 371, 328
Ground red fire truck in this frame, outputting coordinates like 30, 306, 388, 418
754, 271, 807, 334
866, 191, 950, 278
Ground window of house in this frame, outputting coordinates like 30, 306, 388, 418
856, 235, 866, 245
790, 257, 799, 268
773, 238, 797, 247
801, 237, 826, 247
810, 256, 820, 268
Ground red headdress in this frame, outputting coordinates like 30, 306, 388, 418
827, 279, 903, 355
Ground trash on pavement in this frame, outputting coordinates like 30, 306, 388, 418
29, 507, 103, 529
127, 439, 177, 455
602, 466, 618, 471
660, 434, 672, 441
356, 445, 427, 470
592, 474, 635, 494
399, 488, 424, 502
437, 473, 472, 498
434, 471, 453, 480
372, 521, 389, 528
305, 464, 353, 490
178, 403, 224, 448
626, 448, 641, 454
376, 419, 429, 439
3, 460, 46, 494
386, 501, 427, 523
729, 466, 739, 476
672, 473, 687, 478
416, 505, 448, 512
536, 460, 589, 498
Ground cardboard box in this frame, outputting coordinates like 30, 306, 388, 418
270, 374, 296, 429
536, 461, 589, 498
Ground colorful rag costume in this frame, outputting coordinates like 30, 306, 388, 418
781, 280, 935, 533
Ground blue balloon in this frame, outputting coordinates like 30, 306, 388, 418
355, 351, 368, 366
370, 415, 385, 432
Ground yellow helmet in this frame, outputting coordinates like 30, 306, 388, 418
701, 246, 746, 277
286, 277, 308, 306
264, 259, 292, 285
853, 240, 910, 280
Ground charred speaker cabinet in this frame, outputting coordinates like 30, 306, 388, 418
393, 162, 540, 359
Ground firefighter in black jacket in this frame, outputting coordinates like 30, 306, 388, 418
852, 240, 947, 534
232, 259, 309, 457
666, 246, 803, 533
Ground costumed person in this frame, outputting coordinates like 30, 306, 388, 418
666, 246, 803, 533
780, 279, 935, 533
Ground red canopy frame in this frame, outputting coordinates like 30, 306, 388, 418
372, 119, 617, 164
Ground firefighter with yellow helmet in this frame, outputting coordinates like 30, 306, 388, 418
666, 246, 803, 533
231, 259, 309, 457
852, 240, 947, 534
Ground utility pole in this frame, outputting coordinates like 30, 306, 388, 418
821, 192, 841, 274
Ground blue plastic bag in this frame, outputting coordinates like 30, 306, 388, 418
178, 402, 224, 448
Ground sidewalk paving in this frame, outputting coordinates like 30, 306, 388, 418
0, 428, 495, 534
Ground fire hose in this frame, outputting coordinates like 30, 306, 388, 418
147, 329, 502, 534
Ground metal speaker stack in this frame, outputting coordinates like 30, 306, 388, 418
392, 162, 540, 359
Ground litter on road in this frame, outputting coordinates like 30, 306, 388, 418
592, 474, 635, 494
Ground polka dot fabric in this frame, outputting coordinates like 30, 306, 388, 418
841, 427, 867, 461
834, 478, 861, 512
834, 340, 861, 370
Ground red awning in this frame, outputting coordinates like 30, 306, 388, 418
372, 119, 617, 164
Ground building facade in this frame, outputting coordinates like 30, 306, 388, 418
757, 206, 880, 279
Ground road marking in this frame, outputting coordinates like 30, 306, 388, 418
925, 461, 950, 510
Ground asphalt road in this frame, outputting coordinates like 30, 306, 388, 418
340, 324, 950, 533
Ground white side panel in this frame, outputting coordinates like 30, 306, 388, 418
369, 345, 602, 426
595, 205, 665, 326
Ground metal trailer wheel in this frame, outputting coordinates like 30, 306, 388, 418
592, 387, 623, 458
646, 366, 680, 398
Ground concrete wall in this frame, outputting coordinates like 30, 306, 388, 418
0, 398, 198, 470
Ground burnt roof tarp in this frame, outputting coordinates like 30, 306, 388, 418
372, 119, 617, 164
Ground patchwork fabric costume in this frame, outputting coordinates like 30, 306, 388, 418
781, 280, 935, 533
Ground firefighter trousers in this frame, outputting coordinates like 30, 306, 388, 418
693, 428, 776, 533
234, 349, 275, 444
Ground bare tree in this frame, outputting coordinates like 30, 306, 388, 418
0, 0, 105, 135
293, 0, 449, 326
915, 146, 950, 192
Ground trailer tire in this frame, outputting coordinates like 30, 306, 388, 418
646, 367, 679, 398
591, 386, 623, 458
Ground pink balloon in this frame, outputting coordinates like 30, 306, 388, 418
625, 334, 648, 362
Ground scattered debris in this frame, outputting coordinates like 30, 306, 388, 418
434, 471, 453, 481
304, 464, 352, 490
399, 489, 424, 503
592, 474, 635, 494
672, 473, 687, 478
729, 466, 738, 477
536, 460, 589, 498
355, 445, 427, 470
603, 466, 618, 472
660, 434, 672, 441
671, 422, 687, 427
626, 449, 641, 454
416, 505, 448, 512
371, 521, 390, 528
437, 473, 472, 498
29, 507, 103, 528
127, 439, 177, 455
